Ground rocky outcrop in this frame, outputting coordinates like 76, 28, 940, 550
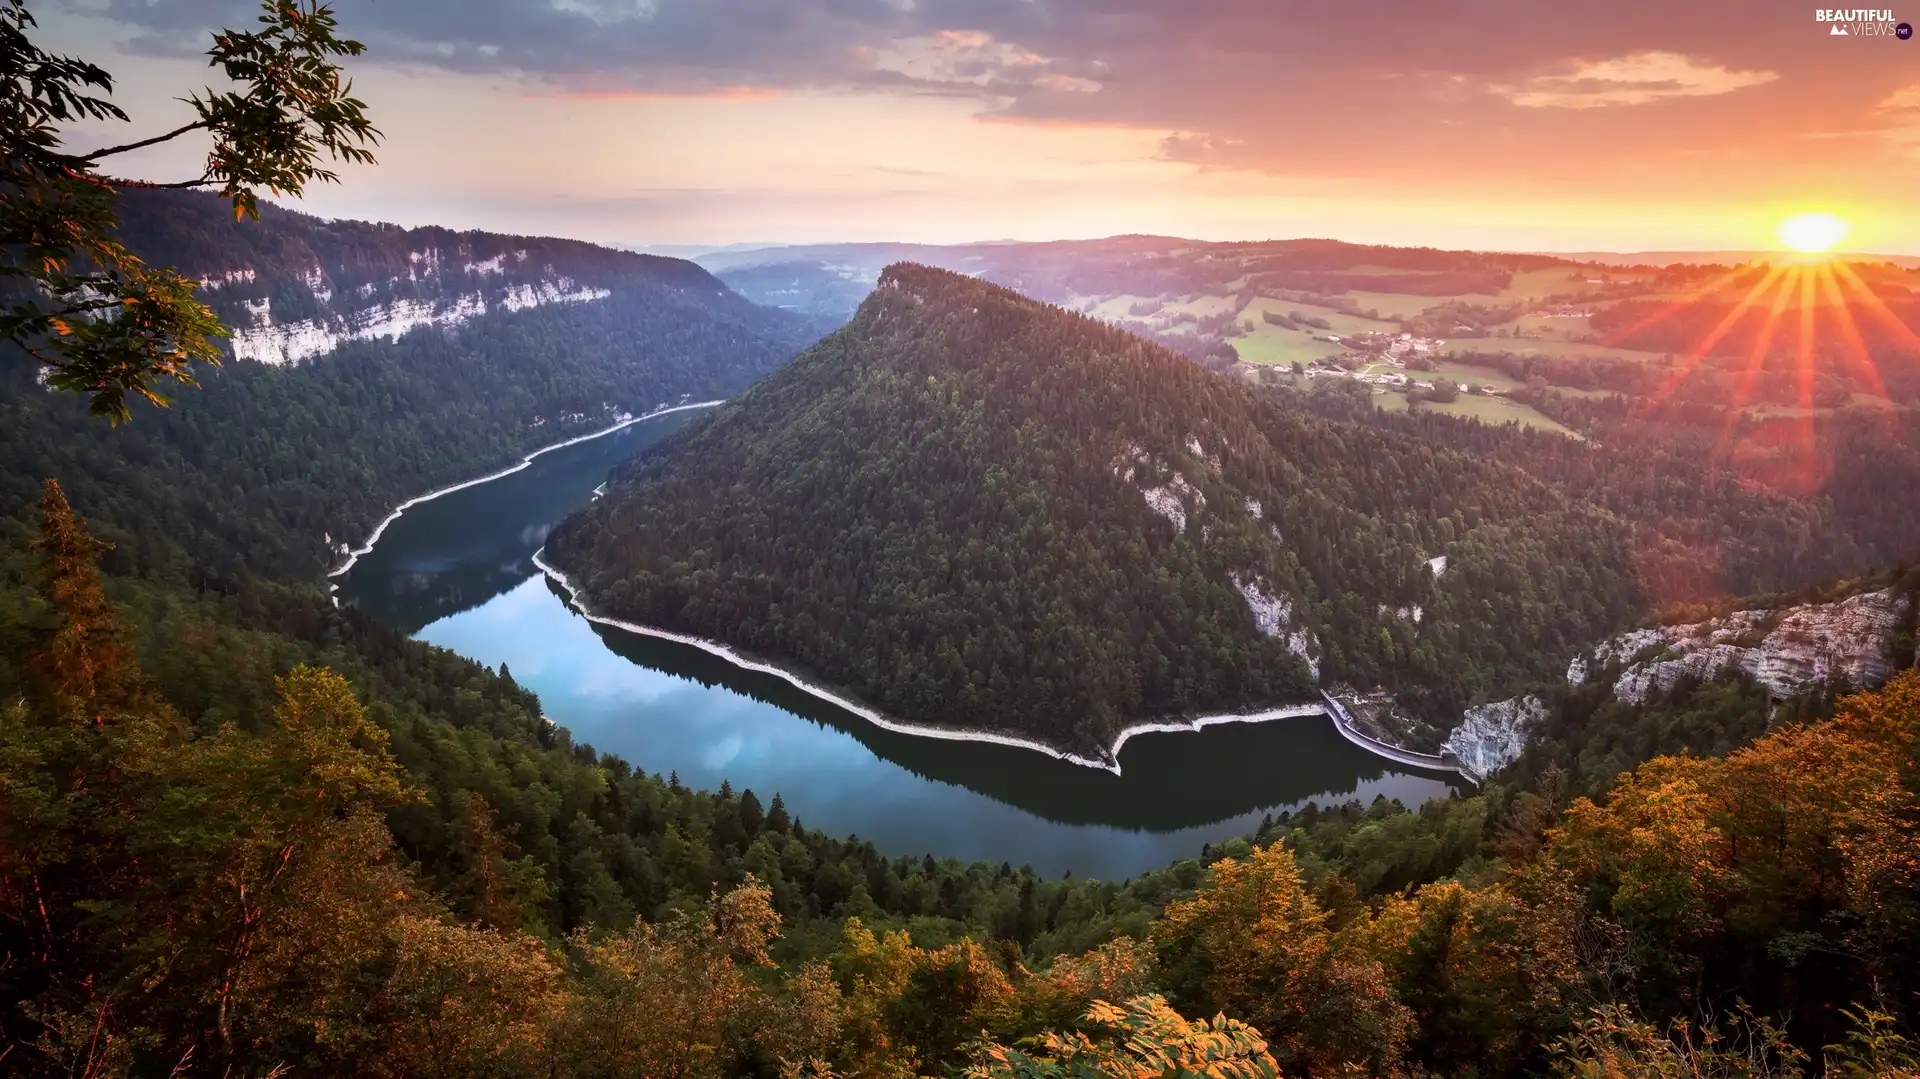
228, 260, 612, 366
1581, 588, 1910, 704
116, 188, 766, 370
1232, 573, 1322, 680
1442, 586, 1912, 781
1442, 696, 1547, 781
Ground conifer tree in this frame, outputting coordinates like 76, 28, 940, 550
27, 478, 134, 712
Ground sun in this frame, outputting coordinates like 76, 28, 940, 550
1777, 211, 1850, 255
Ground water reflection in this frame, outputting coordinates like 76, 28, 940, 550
341, 412, 1465, 879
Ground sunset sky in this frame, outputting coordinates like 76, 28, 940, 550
42, 0, 1920, 252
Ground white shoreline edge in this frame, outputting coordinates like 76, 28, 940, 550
325, 400, 726, 584
325, 398, 1473, 783
533, 547, 1469, 781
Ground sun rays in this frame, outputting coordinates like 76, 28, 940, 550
1608, 254, 1914, 498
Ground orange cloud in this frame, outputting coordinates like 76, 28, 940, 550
526, 86, 783, 102
1495, 52, 1777, 109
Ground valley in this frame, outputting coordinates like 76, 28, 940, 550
332, 407, 1463, 879
11, 4, 1920, 1074
704, 238, 1920, 441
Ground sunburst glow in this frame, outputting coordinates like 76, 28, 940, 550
1777, 211, 1849, 254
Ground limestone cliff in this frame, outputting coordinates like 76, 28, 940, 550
1442, 696, 1547, 782
1440, 586, 1913, 780
114, 189, 777, 368
1574, 588, 1910, 704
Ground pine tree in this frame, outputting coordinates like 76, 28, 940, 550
765, 793, 791, 835
738, 789, 765, 836
28, 479, 135, 712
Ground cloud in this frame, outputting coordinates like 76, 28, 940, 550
83, 0, 1920, 190
1493, 52, 1777, 109
1878, 84, 1920, 151
1882, 85, 1920, 111
865, 29, 1102, 96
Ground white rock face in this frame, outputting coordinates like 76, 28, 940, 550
1235, 573, 1290, 637
1245, 498, 1263, 520
1185, 434, 1223, 469
1567, 627, 1667, 684
233, 294, 482, 365
197, 267, 257, 290
1570, 588, 1910, 704
501, 278, 611, 312
408, 248, 443, 279
1111, 444, 1207, 534
303, 266, 332, 304
1141, 484, 1188, 532
1232, 572, 1321, 680
1141, 472, 1204, 532
226, 252, 613, 366
1427, 554, 1448, 577
1380, 603, 1424, 625
1448, 586, 1911, 784
1443, 695, 1546, 780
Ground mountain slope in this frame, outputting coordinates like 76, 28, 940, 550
1, 191, 815, 581
548, 264, 1646, 755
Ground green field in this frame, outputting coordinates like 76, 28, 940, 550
1080, 293, 1167, 321
1441, 335, 1668, 364
1239, 296, 1398, 337
1492, 267, 1644, 304
1343, 290, 1474, 319
1233, 323, 1350, 366
1508, 313, 1597, 340
1424, 358, 1525, 391
1368, 387, 1581, 436
1163, 293, 1238, 317
1423, 394, 1580, 437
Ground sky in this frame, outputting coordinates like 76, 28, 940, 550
39, 0, 1920, 252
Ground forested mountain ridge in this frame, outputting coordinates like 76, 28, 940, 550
111, 190, 760, 367
1, 191, 816, 582
549, 264, 1645, 755
11, 475, 1920, 1078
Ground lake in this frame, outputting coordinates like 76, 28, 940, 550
337, 408, 1464, 880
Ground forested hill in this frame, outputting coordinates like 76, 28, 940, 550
0, 191, 815, 582
113, 189, 758, 367
548, 264, 1644, 755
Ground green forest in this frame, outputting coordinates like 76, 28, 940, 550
5, 486, 1920, 1077
0, 191, 813, 581
1274, 376, 1920, 610
9, 4, 1920, 1074
552, 264, 1909, 753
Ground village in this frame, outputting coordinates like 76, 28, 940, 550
1279, 330, 1503, 398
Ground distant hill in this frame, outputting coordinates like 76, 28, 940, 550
698, 236, 1568, 323
1546, 250, 1920, 269
2, 191, 816, 580
548, 264, 1646, 756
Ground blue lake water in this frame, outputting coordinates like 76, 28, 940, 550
338, 410, 1463, 879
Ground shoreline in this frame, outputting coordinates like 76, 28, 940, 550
325, 400, 724, 582
327, 402, 1471, 782
534, 547, 1467, 780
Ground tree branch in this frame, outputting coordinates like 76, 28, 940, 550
75, 120, 209, 163
100, 175, 216, 192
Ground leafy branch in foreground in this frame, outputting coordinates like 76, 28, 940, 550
0, 0, 377, 421
962, 995, 1280, 1079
